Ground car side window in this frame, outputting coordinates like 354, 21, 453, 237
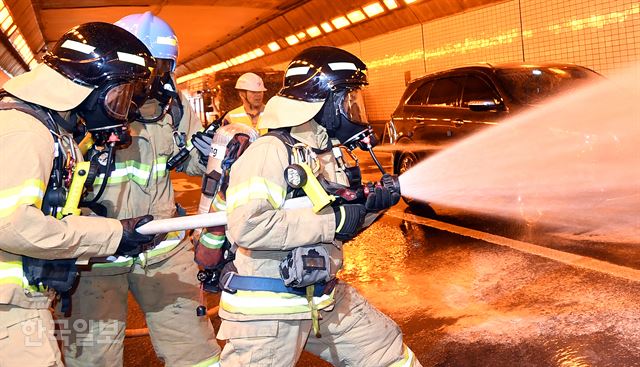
406, 81, 433, 105
461, 75, 499, 107
426, 77, 464, 107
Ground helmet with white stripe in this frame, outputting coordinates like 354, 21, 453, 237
279, 46, 368, 102
42, 22, 155, 134
261, 46, 372, 149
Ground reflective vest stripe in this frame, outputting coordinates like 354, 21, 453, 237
199, 232, 225, 249
0, 262, 24, 286
0, 260, 44, 292
93, 231, 185, 268
94, 158, 167, 186
211, 195, 226, 212
219, 289, 334, 315
92, 255, 135, 268
0, 179, 45, 218
145, 230, 184, 258
389, 344, 416, 367
226, 177, 286, 212
192, 354, 221, 367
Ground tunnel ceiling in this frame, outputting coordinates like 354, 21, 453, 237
8, 0, 505, 77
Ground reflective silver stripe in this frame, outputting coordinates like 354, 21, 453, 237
117, 52, 146, 66
61, 40, 95, 54
328, 62, 357, 71
285, 66, 310, 77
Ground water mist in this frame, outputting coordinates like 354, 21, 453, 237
399, 64, 640, 242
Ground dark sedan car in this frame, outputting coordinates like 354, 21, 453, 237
387, 63, 602, 179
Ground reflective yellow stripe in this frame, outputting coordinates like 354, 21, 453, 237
192, 354, 220, 367
0, 260, 44, 292
0, 179, 45, 218
226, 177, 286, 212
220, 289, 334, 315
211, 195, 226, 212
145, 230, 184, 258
389, 344, 416, 367
94, 157, 167, 186
94, 231, 184, 268
199, 232, 225, 249
92, 255, 135, 268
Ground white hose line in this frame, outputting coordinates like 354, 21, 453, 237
136, 197, 313, 235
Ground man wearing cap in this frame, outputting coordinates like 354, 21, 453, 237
222, 72, 267, 135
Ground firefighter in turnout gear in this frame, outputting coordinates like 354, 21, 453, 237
0, 22, 156, 367
59, 13, 220, 367
222, 72, 267, 135
217, 46, 421, 366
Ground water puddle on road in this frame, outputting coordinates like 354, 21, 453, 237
339, 217, 640, 366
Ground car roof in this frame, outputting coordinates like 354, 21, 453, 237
408, 62, 598, 85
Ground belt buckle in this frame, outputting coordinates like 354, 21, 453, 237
220, 271, 238, 294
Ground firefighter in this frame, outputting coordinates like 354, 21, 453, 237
222, 72, 267, 134
59, 13, 220, 367
217, 46, 421, 366
0, 22, 156, 367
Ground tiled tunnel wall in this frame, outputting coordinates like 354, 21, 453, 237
271, 0, 640, 123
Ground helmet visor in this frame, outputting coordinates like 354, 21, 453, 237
338, 89, 368, 125
103, 82, 137, 121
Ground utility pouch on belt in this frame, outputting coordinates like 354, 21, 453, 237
22, 256, 77, 292
279, 245, 331, 288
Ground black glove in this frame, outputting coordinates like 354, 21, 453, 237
191, 130, 214, 166
116, 215, 155, 257
364, 178, 400, 212
333, 204, 366, 241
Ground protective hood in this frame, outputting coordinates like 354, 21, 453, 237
258, 95, 325, 130
3, 63, 94, 111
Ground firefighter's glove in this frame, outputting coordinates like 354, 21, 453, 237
365, 182, 400, 212
333, 204, 366, 241
116, 215, 155, 257
191, 130, 214, 166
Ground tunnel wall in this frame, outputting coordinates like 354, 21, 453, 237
268, 0, 639, 124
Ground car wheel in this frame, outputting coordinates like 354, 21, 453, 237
398, 151, 418, 175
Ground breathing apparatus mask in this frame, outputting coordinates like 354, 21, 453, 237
136, 58, 182, 124
315, 88, 378, 152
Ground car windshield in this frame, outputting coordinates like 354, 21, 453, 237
496, 66, 600, 105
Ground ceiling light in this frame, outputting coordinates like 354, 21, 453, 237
268, 41, 281, 52
306, 26, 321, 38
404, 0, 419, 3
6, 23, 16, 36
363, 2, 385, 17
296, 31, 306, 40
347, 10, 366, 23
383, 0, 398, 10
320, 22, 333, 33
331, 16, 350, 29
0, 13, 12, 31
253, 47, 265, 57
285, 34, 299, 45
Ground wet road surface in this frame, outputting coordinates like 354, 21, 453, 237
123, 150, 640, 366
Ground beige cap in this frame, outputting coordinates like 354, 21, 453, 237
258, 95, 325, 130
3, 63, 94, 111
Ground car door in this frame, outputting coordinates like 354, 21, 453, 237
411, 75, 465, 150
455, 72, 509, 140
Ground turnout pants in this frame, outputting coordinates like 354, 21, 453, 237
61, 244, 220, 367
218, 282, 421, 367
0, 305, 63, 367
